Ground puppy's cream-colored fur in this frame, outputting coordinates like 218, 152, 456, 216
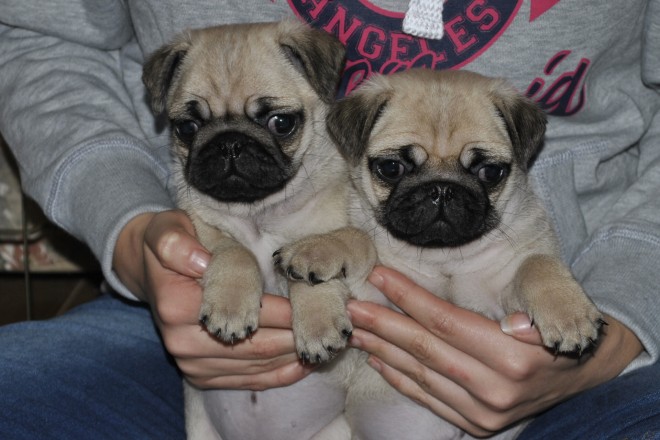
280, 69, 603, 439
145, 23, 602, 438
143, 21, 363, 439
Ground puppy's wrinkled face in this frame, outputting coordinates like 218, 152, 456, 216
143, 21, 345, 204
328, 69, 546, 247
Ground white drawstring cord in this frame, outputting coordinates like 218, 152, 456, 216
402, 0, 444, 40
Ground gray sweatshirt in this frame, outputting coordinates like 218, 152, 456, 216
0, 0, 658, 371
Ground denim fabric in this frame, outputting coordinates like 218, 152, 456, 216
0, 295, 185, 439
519, 362, 660, 440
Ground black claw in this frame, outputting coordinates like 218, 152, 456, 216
230, 333, 237, 345
597, 318, 609, 327
246, 326, 254, 338
553, 341, 560, 355
286, 266, 304, 280
199, 315, 208, 326
272, 249, 282, 257
315, 354, 322, 363
214, 329, 222, 338
342, 329, 353, 339
300, 352, 310, 364
326, 345, 336, 354
309, 272, 322, 285
576, 344, 583, 356
273, 256, 282, 266
588, 337, 597, 347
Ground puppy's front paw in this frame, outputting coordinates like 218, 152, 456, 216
199, 272, 262, 344
274, 236, 348, 285
290, 280, 353, 363
529, 289, 604, 354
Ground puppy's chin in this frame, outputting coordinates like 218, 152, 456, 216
381, 180, 498, 247
187, 131, 293, 203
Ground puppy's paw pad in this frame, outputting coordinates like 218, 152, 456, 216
534, 303, 603, 355
294, 313, 352, 364
199, 296, 261, 344
274, 241, 347, 285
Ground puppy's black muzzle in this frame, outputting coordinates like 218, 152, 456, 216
384, 180, 493, 247
188, 131, 291, 203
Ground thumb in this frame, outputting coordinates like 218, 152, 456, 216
144, 210, 211, 278
500, 312, 544, 346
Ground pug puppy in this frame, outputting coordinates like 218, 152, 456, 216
142, 21, 361, 439
277, 69, 604, 439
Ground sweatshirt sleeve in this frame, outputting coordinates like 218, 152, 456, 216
569, 0, 660, 371
0, 4, 175, 300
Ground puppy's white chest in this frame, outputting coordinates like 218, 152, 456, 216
221, 219, 288, 295
378, 242, 518, 320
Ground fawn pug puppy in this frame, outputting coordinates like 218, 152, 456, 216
143, 21, 368, 439
276, 69, 604, 439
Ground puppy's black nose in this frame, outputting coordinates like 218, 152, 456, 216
429, 184, 455, 205
217, 133, 249, 159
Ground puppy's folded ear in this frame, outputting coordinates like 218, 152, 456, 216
492, 88, 547, 170
327, 84, 390, 166
278, 21, 346, 103
142, 36, 191, 114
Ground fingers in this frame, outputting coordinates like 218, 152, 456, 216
165, 325, 296, 361
258, 294, 293, 329
348, 320, 499, 408
144, 210, 210, 278
365, 266, 545, 363
366, 356, 493, 437
190, 361, 315, 391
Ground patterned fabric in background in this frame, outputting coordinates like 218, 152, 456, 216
0, 139, 98, 272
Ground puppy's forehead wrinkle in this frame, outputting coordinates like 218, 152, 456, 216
182, 32, 309, 119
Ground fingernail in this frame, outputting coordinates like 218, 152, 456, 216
348, 334, 360, 348
500, 313, 533, 335
190, 250, 210, 275
367, 355, 382, 372
368, 270, 384, 289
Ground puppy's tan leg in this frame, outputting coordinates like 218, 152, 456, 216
194, 218, 262, 343
290, 279, 353, 363
506, 254, 603, 353
275, 227, 377, 288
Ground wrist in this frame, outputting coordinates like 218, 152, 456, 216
112, 211, 157, 301
578, 315, 643, 388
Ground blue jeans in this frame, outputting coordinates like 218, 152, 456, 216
0, 294, 658, 439
0, 294, 184, 439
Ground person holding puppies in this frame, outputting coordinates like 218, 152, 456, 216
0, 1, 658, 438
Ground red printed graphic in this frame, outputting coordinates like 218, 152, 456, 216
288, 0, 522, 95
530, 0, 561, 22
287, 0, 588, 116
527, 51, 590, 116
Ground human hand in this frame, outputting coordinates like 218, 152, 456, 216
347, 266, 643, 437
113, 210, 311, 390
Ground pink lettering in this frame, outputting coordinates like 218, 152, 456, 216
357, 26, 387, 60
299, 0, 330, 20
444, 16, 477, 54
390, 32, 416, 62
466, 0, 500, 32
418, 39, 448, 65
323, 6, 363, 42
527, 51, 590, 116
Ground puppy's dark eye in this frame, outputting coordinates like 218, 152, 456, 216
174, 120, 199, 144
475, 164, 507, 185
267, 114, 297, 137
374, 159, 407, 183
